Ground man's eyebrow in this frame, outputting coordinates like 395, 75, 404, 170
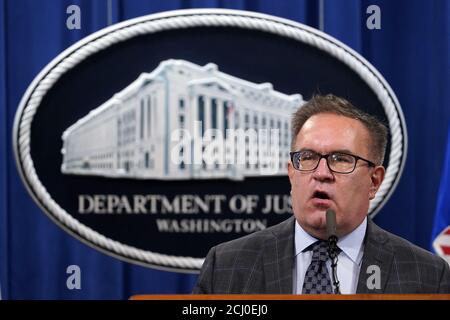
296, 148, 316, 152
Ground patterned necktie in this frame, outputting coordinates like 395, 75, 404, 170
302, 241, 333, 294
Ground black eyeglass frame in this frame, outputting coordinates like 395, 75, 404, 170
289, 150, 376, 174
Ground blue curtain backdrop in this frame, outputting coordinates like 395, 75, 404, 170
0, 0, 449, 299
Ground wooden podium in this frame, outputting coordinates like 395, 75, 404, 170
130, 294, 450, 300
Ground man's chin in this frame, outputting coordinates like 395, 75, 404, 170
311, 209, 328, 221
309, 220, 326, 232
304, 213, 327, 235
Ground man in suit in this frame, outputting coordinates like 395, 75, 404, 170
193, 94, 450, 294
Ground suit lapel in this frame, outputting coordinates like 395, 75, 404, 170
356, 219, 394, 293
263, 216, 295, 293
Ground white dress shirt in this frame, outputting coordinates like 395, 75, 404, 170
293, 217, 367, 294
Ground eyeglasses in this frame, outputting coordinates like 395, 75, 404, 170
290, 150, 376, 174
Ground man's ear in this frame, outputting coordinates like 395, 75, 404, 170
369, 166, 385, 200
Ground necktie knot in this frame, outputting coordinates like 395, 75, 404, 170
310, 241, 329, 263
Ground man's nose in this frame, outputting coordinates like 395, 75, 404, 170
312, 158, 334, 181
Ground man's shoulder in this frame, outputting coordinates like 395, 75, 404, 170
213, 216, 295, 255
194, 216, 295, 294
368, 220, 445, 266
367, 220, 450, 293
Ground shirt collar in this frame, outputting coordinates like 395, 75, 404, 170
337, 217, 366, 264
294, 216, 367, 265
294, 220, 320, 255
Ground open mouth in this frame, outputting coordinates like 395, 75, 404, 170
312, 191, 331, 200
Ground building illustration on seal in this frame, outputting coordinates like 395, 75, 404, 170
61, 59, 303, 180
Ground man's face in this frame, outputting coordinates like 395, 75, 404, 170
288, 113, 385, 239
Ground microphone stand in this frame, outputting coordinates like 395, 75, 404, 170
326, 209, 340, 294
327, 235, 341, 294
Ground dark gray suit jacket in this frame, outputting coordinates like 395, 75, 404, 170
193, 216, 450, 294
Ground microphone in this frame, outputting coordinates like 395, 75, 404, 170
326, 209, 340, 294
326, 209, 337, 240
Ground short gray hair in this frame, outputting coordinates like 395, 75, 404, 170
291, 94, 388, 165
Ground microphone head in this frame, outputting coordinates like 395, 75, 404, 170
326, 209, 337, 238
